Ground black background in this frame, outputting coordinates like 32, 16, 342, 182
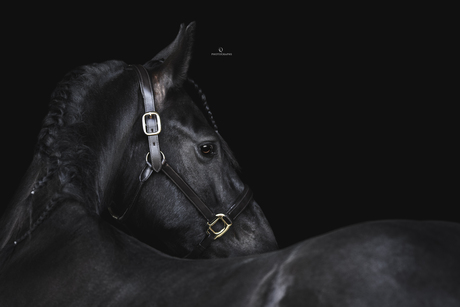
2, 5, 457, 248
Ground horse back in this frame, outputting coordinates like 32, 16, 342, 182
280, 220, 460, 306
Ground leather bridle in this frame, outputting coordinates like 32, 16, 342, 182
108, 64, 253, 258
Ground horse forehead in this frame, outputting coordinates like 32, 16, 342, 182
163, 105, 211, 137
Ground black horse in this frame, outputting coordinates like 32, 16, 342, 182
1, 22, 460, 306
0, 23, 277, 260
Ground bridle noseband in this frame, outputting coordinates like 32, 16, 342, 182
108, 64, 253, 258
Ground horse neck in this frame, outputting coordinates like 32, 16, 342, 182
0, 156, 56, 249
0, 64, 141, 249
0, 127, 136, 251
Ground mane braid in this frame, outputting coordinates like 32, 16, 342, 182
185, 78, 240, 170
187, 78, 218, 132
33, 63, 103, 204
13, 194, 64, 245
3, 60, 125, 249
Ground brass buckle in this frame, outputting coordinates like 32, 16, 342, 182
142, 112, 161, 136
207, 214, 232, 240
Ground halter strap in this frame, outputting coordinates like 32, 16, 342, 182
161, 162, 216, 222
133, 65, 163, 172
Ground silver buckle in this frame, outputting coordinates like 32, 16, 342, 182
142, 112, 161, 136
145, 151, 166, 165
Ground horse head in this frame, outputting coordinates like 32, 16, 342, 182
105, 22, 278, 257
0, 22, 276, 259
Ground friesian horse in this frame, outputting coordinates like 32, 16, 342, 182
1, 22, 460, 306
0, 23, 277, 259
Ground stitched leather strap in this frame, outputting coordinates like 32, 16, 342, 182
133, 65, 163, 172
162, 162, 253, 224
226, 184, 253, 221
161, 163, 216, 222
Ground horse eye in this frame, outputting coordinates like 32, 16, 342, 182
200, 144, 214, 155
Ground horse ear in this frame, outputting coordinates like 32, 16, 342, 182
145, 22, 195, 106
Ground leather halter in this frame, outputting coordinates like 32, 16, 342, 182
108, 64, 253, 258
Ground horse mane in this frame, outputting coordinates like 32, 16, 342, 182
0, 60, 126, 249
34, 60, 127, 205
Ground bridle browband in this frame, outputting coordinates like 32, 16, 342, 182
108, 64, 253, 258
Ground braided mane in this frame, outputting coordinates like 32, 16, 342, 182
186, 78, 218, 132
34, 61, 126, 203
0, 60, 125, 249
